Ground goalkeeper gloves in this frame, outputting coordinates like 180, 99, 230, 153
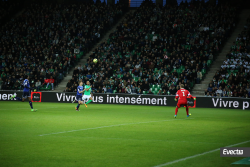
174, 98, 177, 101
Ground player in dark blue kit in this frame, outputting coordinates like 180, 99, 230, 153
9, 76, 37, 112
74, 81, 84, 111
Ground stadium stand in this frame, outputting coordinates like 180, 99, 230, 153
204, 16, 250, 97
0, 2, 125, 91
68, 1, 237, 95
0, 1, 23, 25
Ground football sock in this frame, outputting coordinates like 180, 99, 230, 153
16, 97, 22, 101
175, 107, 178, 115
75, 100, 78, 103
186, 107, 189, 115
77, 103, 80, 109
29, 101, 33, 109
86, 100, 92, 104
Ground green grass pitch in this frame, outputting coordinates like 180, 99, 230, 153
0, 101, 249, 167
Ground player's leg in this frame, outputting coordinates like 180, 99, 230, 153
72, 96, 78, 103
85, 96, 93, 104
21, 93, 26, 102
76, 100, 83, 110
186, 106, 190, 117
84, 98, 89, 107
175, 103, 181, 118
9, 93, 25, 102
72, 99, 78, 103
83, 95, 88, 107
28, 93, 37, 112
76, 102, 80, 111
185, 102, 191, 117
75, 95, 82, 111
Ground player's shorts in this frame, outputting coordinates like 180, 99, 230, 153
76, 95, 82, 101
177, 101, 187, 108
82, 95, 91, 102
22, 91, 31, 98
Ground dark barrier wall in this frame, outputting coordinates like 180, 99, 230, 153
0, 91, 249, 110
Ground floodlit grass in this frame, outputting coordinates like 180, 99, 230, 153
0, 101, 249, 167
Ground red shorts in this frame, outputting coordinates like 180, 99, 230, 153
177, 101, 187, 108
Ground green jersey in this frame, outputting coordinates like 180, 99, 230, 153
84, 85, 91, 95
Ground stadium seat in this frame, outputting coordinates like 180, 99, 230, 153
202, 69, 206, 75
207, 60, 212, 67
190, 82, 194, 88
40, 85, 51, 91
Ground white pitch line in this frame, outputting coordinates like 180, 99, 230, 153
153, 140, 250, 167
39, 118, 193, 136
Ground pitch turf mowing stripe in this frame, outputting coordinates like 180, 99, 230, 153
61, 136, 224, 145
39, 118, 194, 136
153, 140, 250, 167
0, 107, 58, 110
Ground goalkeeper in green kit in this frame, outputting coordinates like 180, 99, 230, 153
82, 81, 93, 108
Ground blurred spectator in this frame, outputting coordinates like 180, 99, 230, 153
107, 86, 113, 93
148, 90, 153, 94
197, 70, 202, 84
35, 80, 42, 91
126, 85, 132, 94
216, 87, 223, 96
43, 78, 49, 87
207, 84, 213, 92
13, 80, 20, 90
205, 92, 211, 97
131, 85, 137, 93
102, 86, 107, 93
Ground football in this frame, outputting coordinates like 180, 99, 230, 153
93, 58, 98, 63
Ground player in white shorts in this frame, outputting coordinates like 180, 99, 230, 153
82, 81, 93, 107
82, 94, 91, 102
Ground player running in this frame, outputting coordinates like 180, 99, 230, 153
174, 84, 196, 118
9, 76, 37, 112
75, 81, 84, 111
82, 81, 93, 107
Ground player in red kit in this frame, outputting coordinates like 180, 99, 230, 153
174, 84, 196, 118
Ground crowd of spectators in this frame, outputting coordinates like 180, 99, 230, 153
67, 1, 237, 95
205, 16, 250, 98
0, 2, 125, 91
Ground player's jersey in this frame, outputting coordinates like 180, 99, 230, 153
23, 79, 30, 92
77, 86, 83, 96
84, 85, 91, 95
175, 88, 192, 102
